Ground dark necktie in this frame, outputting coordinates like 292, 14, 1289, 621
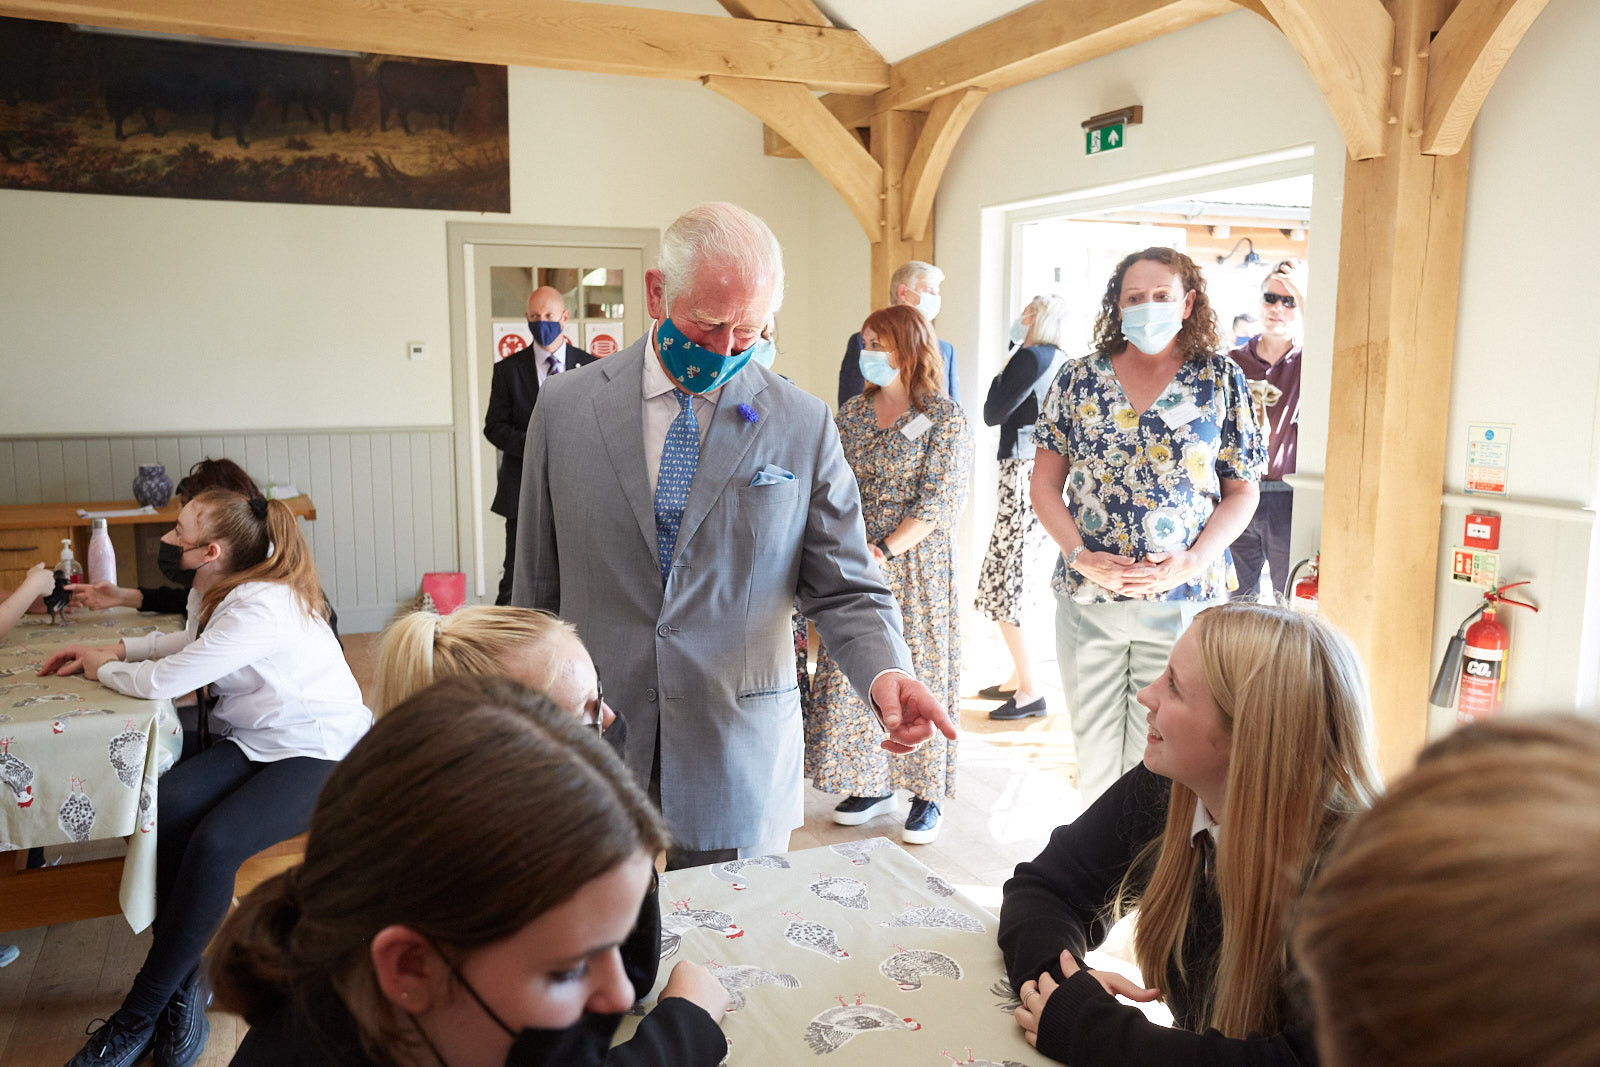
546, 355, 561, 377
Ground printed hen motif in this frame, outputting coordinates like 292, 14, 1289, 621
0, 683, 46, 697
710, 853, 791, 890
925, 874, 956, 897
829, 837, 895, 867
881, 905, 985, 933
782, 913, 850, 961
0, 738, 35, 808
12, 693, 83, 707
804, 994, 919, 1055
660, 900, 743, 960
706, 960, 801, 1011
940, 1048, 1029, 1067
879, 947, 964, 991
107, 721, 144, 788
59, 776, 95, 841
808, 872, 870, 910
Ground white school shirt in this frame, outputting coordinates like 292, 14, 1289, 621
642, 323, 719, 497
99, 583, 372, 763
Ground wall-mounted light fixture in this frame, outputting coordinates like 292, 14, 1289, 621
1217, 237, 1260, 266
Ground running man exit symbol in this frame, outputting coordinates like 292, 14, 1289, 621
1086, 122, 1125, 155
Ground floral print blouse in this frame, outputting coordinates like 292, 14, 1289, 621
1033, 352, 1266, 603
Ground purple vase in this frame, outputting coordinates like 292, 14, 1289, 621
132, 464, 173, 508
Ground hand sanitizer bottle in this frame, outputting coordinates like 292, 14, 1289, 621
55, 538, 84, 584
88, 518, 117, 586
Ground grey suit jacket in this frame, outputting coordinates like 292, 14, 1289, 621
513, 336, 913, 850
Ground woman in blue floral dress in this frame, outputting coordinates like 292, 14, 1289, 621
1032, 247, 1266, 806
806, 304, 972, 845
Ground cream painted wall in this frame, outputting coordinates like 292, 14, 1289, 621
0, 64, 862, 434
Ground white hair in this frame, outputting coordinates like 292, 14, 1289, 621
657, 202, 785, 315
890, 260, 944, 304
1023, 294, 1069, 350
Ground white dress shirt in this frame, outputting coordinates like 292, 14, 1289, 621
642, 323, 719, 497
100, 583, 372, 763
534, 339, 569, 386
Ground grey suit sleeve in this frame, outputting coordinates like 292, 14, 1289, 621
511, 397, 561, 612
795, 406, 913, 705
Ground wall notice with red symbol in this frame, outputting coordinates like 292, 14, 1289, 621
585, 321, 623, 357
492, 322, 529, 363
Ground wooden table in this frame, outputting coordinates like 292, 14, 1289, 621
0, 609, 184, 934
0, 496, 316, 589
617, 840, 1037, 1065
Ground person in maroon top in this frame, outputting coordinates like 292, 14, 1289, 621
1227, 260, 1304, 599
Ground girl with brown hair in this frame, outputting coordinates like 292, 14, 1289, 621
41, 489, 372, 1067
213, 675, 730, 1066
806, 303, 972, 844
1295, 715, 1600, 1067
1000, 601, 1379, 1065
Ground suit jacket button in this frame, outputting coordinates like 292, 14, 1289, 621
646, 688, 658, 702
656, 623, 671, 637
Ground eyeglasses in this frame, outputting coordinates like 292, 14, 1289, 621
1262, 292, 1297, 308
583, 678, 605, 737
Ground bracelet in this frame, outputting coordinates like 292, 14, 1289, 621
875, 540, 896, 560
1066, 545, 1084, 572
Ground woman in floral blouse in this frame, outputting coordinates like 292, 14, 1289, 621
1031, 247, 1265, 806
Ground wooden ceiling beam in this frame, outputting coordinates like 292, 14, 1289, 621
1422, 0, 1553, 155
1260, 0, 1394, 159
704, 75, 883, 238
0, 0, 889, 93
900, 87, 987, 242
715, 0, 829, 28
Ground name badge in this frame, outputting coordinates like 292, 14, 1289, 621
1159, 402, 1202, 429
901, 413, 934, 440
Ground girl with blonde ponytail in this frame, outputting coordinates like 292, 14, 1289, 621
40, 489, 372, 1067
999, 601, 1379, 1065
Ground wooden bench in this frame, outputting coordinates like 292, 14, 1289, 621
0, 834, 307, 934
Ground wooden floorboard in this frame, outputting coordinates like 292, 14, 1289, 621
1, 617, 1083, 1062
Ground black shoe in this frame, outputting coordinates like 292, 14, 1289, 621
902, 798, 942, 844
988, 694, 1048, 721
153, 966, 211, 1067
831, 794, 897, 826
976, 683, 1017, 701
66, 1010, 155, 1067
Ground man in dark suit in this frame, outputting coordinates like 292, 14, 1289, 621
837, 259, 961, 406
483, 285, 597, 604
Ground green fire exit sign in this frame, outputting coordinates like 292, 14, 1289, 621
1086, 122, 1125, 155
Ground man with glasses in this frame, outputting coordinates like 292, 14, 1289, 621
836, 260, 962, 406
1228, 259, 1306, 600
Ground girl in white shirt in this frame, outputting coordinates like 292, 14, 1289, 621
42, 489, 372, 1067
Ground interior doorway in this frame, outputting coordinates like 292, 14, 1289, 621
446, 222, 658, 602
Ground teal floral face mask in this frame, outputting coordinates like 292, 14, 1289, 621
656, 313, 773, 393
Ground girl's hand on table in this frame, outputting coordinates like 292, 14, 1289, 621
660, 960, 733, 1025
38, 642, 124, 681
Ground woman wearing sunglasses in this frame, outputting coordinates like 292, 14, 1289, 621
1227, 259, 1306, 601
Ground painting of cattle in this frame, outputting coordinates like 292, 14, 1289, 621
0, 18, 509, 211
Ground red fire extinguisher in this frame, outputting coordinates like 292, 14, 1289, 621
1286, 554, 1319, 613
1428, 581, 1538, 723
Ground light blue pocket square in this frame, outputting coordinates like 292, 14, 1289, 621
749, 464, 796, 487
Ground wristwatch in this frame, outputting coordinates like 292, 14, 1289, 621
875, 540, 896, 560
1066, 545, 1085, 572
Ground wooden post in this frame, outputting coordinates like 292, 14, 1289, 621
868, 110, 934, 310
1318, 0, 1470, 778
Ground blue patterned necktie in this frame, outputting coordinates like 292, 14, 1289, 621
654, 388, 699, 584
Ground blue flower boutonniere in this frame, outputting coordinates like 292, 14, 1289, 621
737, 403, 760, 424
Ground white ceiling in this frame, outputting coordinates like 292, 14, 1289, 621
589, 0, 1040, 65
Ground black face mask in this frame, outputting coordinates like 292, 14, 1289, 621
157, 541, 199, 588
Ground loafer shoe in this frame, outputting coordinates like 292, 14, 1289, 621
988, 695, 1048, 721
154, 965, 212, 1067
976, 683, 1017, 701
831, 794, 897, 826
902, 798, 943, 844
67, 1010, 155, 1067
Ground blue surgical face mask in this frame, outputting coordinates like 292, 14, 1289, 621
528, 319, 564, 348
1234, 335, 1252, 348
1119, 300, 1185, 355
1008, 318, 1029, 345
912, 290, 941, 321
655, 313, 772, 394
858, 349, 898, 387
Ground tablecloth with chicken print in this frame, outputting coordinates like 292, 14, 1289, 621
616, 839, 1036, 1066
0, 607, 184, 932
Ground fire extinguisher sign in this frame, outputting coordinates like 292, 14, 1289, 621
1465, 423, 1513, 496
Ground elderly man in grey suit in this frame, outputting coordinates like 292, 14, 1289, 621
514, 202, 955, 868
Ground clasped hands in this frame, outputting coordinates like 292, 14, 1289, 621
1072, 547, 1202, 597
1013, 949, 1161, 1048
869, 671, 958, 755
